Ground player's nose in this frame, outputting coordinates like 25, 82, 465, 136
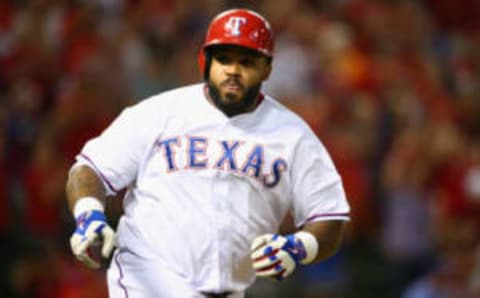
224, 62, 241, 76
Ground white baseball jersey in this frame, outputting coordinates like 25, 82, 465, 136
75, 83, 350, 296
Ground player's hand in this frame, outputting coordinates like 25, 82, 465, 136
70, 209, 116, 269
250, 231, 318, 280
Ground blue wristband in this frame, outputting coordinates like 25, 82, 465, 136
75, 210, 107, 235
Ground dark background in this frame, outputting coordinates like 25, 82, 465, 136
1, 0, 479, 297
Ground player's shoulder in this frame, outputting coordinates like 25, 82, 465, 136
113, 83, 202, 126
118, 83, 202, 120
262, 95, 314, 135
262, 96, 330, 154
134, 83, 203, 110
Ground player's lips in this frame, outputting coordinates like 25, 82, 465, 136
221, 80, 243, 92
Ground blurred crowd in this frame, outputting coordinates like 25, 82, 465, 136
0, 0, 479, 297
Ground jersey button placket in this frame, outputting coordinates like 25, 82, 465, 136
217, 122, 235, 289
213, 177, 231, 289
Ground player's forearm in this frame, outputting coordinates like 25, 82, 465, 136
66, 165, 107, 214
301, 220, 347, 264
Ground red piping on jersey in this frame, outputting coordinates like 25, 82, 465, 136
79, 153, 120, 193
114, 251, 129, 298
299, 212, 350, 229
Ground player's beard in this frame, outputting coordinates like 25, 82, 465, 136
207, 79, 262, 117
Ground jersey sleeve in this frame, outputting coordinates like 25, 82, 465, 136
75, 105, 152, 195
290, 131, 350, 228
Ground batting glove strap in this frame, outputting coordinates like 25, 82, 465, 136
293, 231, 319, 265
75, 210, 108, 234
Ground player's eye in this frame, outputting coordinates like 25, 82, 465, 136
215, 55, 232, 64
240, 58, 255, 67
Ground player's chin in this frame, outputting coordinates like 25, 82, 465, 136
222, 91, 244, 105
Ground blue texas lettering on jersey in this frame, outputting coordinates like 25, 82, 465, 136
156, 136, 288, 188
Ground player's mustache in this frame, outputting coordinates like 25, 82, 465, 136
221, 78, 244, 89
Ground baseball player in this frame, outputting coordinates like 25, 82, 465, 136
66, 8, 350, 298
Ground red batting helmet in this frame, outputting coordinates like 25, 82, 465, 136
198, 9, 274, 77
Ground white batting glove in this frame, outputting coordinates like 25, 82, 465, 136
70, 197, 116, 269
250, 231, 318, 280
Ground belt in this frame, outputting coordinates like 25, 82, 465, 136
201, 291, 233, 298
